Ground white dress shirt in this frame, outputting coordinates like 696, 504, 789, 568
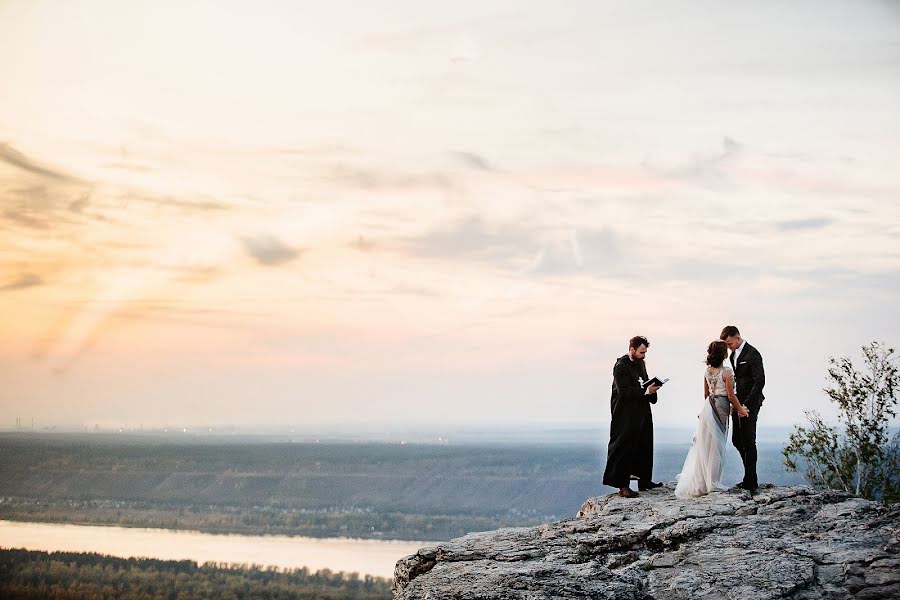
733, 340, 747, 365
732, 340, 747, 394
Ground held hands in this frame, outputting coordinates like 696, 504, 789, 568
738, 405, 750, 418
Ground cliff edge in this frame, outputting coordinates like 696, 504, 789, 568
393, 485, 899, 599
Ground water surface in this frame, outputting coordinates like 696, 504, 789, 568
0, 520, 432, 578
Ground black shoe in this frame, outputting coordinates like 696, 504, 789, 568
638, 481, 663, 491
618, 487, 639, 498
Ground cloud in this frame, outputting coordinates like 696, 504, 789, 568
452, 151, 494, 171
327, 164, 455, 191
101, 162, 154, 173
379, 284, 439, 298
276, 144, 354, 157
121, 192, 231, 212
0, 143, 81, 183
783, 267, 900, 295
776, 218, 833, 231
2, 208, 54, 229
524, 228, 625, 276
240, 234, 301, 266
403, 217, 628, 276
642, 136, 742, 185
404, 217, 537, 264
350, 235, 377, 252
113, 303, 271, 325
655, 259, 758, 283
139, 263, 223, 284
68, 193, 91, 213
1, 185, 92, 229
0, 273, 43, 292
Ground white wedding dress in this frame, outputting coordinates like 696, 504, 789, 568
674, 365, 733, 499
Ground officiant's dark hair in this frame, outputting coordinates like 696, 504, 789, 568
629, 335, 649, 350
707, 341, 728, 367
720, 325, 740, 339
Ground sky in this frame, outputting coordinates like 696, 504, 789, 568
1, 0, 898, 433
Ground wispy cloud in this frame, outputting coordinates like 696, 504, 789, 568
402, 217, 629, 277
327, 164, 455, 191
0, 273, 43, 292
776, 218, 833, 231
0, 143, 81, 183
120, 192, 231, 213
642, 136, 742, 185
452, 151, 494, 171
350, 235, 377, 252
2, 208, 54, 230
68, 192, 91, 213
101, 162, 154, 173
1, 184, 92, 229
523, 228, 625, 276
378, 284, 439, 298
404, 216, 537, 264
240, 234, 301, 266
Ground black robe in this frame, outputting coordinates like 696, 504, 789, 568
602, 354, 657, 488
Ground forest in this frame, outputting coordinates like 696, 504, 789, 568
0, 548, 392, 599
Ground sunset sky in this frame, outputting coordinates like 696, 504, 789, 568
1, 0, 898, 432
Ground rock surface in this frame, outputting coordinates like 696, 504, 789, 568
393, 486, 900, 599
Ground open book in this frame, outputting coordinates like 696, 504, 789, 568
643, 376, 669, 388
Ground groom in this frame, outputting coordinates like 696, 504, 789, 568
602, 335, 662, 498
720, 325, 766, 493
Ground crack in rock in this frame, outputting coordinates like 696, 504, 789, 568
393, 486, 900, 599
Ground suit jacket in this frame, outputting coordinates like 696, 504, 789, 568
730, 342, 765, 407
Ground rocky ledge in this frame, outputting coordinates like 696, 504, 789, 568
393, 486, 899, 599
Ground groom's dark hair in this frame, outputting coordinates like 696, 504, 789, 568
720, 325, 740, 340
629, 335, 649, 350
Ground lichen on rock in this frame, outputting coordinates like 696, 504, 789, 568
393, 485, 900, 599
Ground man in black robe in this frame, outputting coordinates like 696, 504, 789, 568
602, 336, 662, 498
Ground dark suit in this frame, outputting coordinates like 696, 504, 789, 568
729, 342, 765, 489
603, 355, 658, 488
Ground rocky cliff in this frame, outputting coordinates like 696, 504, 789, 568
393, 486, 899, 599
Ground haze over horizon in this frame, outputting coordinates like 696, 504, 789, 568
1, 0, 899, 431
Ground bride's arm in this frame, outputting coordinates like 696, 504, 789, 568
703, 377, 709, 399
724, 371, 748, 416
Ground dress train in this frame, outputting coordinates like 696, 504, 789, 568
674, 397, 729, 499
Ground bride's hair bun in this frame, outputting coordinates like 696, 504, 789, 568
706, 340, 728, 367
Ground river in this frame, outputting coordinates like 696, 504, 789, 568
0, 520, 433, 578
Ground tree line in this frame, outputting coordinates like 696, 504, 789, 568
0, 548, 392, 600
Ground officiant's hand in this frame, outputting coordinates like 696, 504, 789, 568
738, 405, 749, 418
648, 384, 661, 394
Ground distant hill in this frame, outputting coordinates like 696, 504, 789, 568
0, 434, 802, 540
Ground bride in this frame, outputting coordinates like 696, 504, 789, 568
675, 340, 749, 499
